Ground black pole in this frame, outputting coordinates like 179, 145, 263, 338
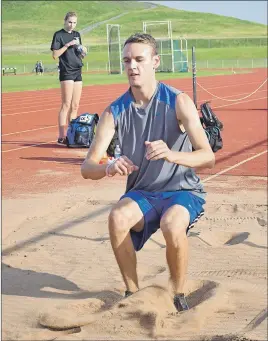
192, 46, 197, 108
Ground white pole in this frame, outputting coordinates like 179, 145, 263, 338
118, 25, 122, 74
185, 38, 188, 71
106, 24, 111, 74
169, 21, 174, 72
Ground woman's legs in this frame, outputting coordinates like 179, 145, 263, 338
58, 80, 74, 139
68, 81, 82, 123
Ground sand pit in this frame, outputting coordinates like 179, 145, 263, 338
2, 177, 267, 340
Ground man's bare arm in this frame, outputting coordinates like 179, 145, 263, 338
81, 108, 115, 180
173, 92, 215, 168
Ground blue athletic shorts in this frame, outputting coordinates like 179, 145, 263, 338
120, 190, 206, 251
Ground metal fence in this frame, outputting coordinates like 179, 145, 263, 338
187, 37, 268, 48
2, 58, 267, 75
2, 37, 267, 54
189, 58, 267, 70
1, 63, 108, 74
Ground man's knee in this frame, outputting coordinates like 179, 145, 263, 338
109, 198, 144, 235
160, 205, 189, 243
108, 205, 133, 234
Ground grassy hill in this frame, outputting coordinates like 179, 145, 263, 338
2, 0, 267, 46
1, 0, 153, 45
88, 6, 267, 43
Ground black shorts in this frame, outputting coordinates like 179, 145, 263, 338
59, 71, 82, 82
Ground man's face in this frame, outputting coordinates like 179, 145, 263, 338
64, 16, 77, 32
122, 43, 160, 88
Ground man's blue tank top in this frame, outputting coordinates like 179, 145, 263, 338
110, 82, 205, 197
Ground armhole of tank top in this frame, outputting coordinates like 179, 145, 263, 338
178, 133, 188, 152
174, 91, 185, 134
178, 121, 185, 133
110, 107, 118, 129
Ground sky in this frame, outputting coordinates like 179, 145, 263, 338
145, 1, 268, 25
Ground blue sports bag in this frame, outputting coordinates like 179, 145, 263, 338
66, 113, 99, 148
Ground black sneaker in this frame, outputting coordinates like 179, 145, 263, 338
57, 137, 67, 145
125, 290, 134, 298
174, 293, 189, 311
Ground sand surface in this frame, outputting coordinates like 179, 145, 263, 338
2, 175, 267, 341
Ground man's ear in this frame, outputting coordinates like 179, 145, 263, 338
153, 55, 160, 69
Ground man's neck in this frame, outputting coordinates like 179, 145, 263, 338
131, 80, 158, 108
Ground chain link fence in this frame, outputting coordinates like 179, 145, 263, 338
187, 37, 267, 48
189, 58, 267, 71
2, 37, 267, 54
1, 62, 108, 74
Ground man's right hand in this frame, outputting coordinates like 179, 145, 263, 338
107, 156, 139, 177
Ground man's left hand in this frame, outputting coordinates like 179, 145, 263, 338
145, 140, 173, 162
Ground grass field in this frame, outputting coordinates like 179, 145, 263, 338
2, 69, 246, 93
2, 47, 267, 73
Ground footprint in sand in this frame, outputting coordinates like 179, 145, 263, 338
257, 217, 267, 227
142, 265, 166, 281
224, 232, 267, 249
197, 334, 255, 341
224, 232, 250, 245
190, 231, 252, 247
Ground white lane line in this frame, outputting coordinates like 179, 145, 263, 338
1, 100, 111, 116
203, 150, 268, 183
2, 140, 57, 153
214, 96, 268, 109
2, 125, 57, 136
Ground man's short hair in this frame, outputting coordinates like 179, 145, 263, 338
123, 33, 158, 56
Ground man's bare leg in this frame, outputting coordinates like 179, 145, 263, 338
160, 205, 190, 310
108, 198, 144, 293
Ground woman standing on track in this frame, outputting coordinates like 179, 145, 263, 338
51, 11, 87, 145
